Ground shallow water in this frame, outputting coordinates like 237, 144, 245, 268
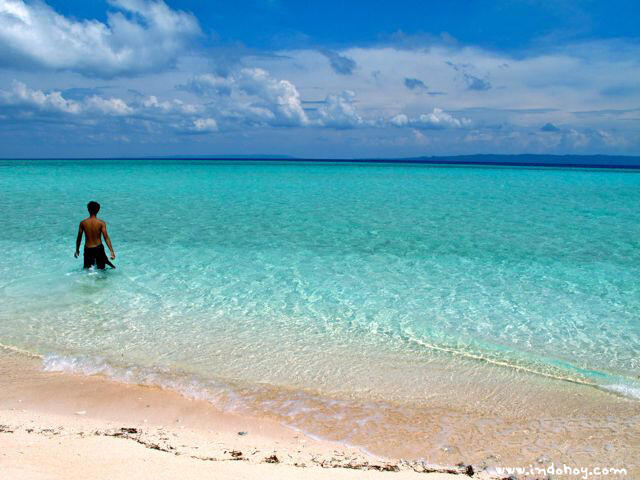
1, 159, 639, 466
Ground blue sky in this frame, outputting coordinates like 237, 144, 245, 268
0, 0, 639, 157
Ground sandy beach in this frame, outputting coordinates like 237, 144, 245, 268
2, 346, 639, 479
0, 411, 468, 480
0, 349, 496, 480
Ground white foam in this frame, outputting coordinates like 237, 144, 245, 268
406, 335, 598, 387
41, 354, 249, 412
603, 383, 640, 400
39, 353, 395, 451
43, 354, 126, 378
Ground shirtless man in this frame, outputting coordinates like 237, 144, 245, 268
74, 201, 116, 269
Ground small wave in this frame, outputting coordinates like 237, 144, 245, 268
43, 354, 121, 377
407, 336, 640, 401
406, 336, 640, 402
603, 383, 640, 400
0, 342, 43, 359
39, 353, 394, 450
42, 354, 249, 412
406, 336, 597, 386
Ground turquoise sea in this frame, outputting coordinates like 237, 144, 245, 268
1, 159, 639, 458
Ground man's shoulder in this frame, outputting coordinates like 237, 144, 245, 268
80, 217, 106, 225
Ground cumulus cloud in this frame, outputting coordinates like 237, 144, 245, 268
236, 68, 309, 126
1, 80, 82, 114
85, 96, 134, 115
565, 129, 589, 148
318, 90, 363, 128
390, 108, 471, 129
191, 117, 218, 132
0, 0, 201, 77
3, 29, 640, 155
0, 80, 132, 115
184, 68, 309, 127
0, 80, 219, 131
142, 95, 202, 114
321, 50, 357, 75
389, 113, 409, 127
185, 70, 367, 130
183, 74, 235, 97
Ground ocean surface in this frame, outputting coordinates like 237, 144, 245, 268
1, 159, 639, 459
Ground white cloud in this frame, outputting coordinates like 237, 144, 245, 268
0, 0, 201, 77
318, 90, 363, 128
85, 96, 133, 116
235, 68, 309, 126
566, 128, 589, 148
184, 74, 234, 97
390, 108, 471, 129
184, 68, 309, 127
2, 30, 639, 155
142, 95, 202, 114
262, 42, 640, 132
389, 114, 408, 126
414, 108, 471, 128
192, 117, 218, 132
0, 80, 132, 116
1, 80, 82, 114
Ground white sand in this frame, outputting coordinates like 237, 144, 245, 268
0, 351, 491, 479
0, 410, 471, 480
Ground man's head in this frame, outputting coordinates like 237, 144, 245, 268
87, 201, 100, 216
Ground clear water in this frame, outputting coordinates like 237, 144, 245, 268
1, 159, 639, 437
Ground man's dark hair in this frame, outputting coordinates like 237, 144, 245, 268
87, 201, 100, 215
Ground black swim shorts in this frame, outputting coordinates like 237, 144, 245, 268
83, 244, 115, 269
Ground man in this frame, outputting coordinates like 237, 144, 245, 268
75, 201, 116, 269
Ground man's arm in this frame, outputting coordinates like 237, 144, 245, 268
74, 223, 83, 258
101, 222, 116, 260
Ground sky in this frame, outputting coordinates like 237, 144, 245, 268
0, 0, 639, 158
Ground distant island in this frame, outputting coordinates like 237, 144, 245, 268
398, 154, 640, 168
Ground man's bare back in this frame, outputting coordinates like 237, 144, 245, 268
75, 201, 116, 269
81, 217, 108, 248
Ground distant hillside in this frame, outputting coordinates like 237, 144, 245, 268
399, 154, 640, 168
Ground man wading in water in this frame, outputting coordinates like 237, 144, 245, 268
75, 201, 116, 269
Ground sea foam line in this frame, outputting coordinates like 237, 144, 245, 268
0, 342, 43, 359
406, 336, 596, 386
602, 383, 640, 400
405, 336, 640, 401
40, 353, 250, 412
4, 340, 639, 402
410, 336, 640, 401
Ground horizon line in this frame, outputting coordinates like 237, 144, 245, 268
3, 153, 640, 170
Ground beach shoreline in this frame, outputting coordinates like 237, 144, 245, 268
2, 346, 638, 479
0, 347, 489, 479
